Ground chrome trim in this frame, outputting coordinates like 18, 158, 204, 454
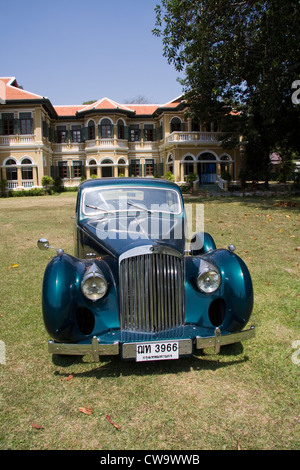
47, 326, 255, 361
119, 246, 184, 333
196, 326, 255, 354
48, 338, 119, 362
119, 244, 183, 263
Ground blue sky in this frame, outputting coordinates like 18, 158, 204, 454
1, 0, 184, 105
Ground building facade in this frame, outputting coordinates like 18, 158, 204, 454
0, 77, 241, 191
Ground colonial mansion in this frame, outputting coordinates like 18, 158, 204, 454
0, 77, 242, 191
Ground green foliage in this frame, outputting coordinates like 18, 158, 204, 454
153, 0, 300, 185
8, 188, 45, 197
52, 176, 64, 193
164, 171, 175, 181
185, 172, 197, 186
41, 175, 54, 194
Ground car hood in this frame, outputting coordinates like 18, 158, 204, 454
81, 213, 186, 256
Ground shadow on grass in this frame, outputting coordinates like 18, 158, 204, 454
184, 194, 300, 212
52, 342, 249, 379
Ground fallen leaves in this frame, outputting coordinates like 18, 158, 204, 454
79, 402, 93, 415
30, 423, 44, 430
106, 414, 122, 430
8, 264, 19, 270
77, 401, 121, 430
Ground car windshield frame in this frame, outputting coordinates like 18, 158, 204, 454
81, 185, 183, 218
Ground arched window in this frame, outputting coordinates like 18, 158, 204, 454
88, 120, 95, 140
100, 119, 113, 139
6, 158, 17, 165
101, 158, 114, 178
220, 155, 232, 174
183, 155, 194, 176
170, 117, 182, 132
88, 159, 97, 176
5, 158, 17, 181
198, 152, 217, 161
117, 119, 125, 139
21, 158, 33, 180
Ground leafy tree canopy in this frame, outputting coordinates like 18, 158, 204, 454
153, 0, 300, 183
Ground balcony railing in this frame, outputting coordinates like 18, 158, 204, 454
22, 180, 34, 188
52, 142, 85, 152
0, 135, 36, 145
6, 180, 34, 189
7, 181, 18, 189
166, 132, 223, 143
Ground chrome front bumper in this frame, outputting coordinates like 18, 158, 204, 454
48, 326, 255, 362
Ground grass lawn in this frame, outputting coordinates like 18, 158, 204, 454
0, 191, 299, 450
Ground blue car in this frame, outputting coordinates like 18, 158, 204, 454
38, 178, 255, 362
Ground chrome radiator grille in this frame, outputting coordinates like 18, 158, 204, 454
119, 251, 185, 333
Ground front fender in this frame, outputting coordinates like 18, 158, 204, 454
185, 249, 253, 332
42, 253, 119, 343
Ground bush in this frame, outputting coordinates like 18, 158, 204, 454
52, 176, 64, 193
41, 175, 54, 194
164, 171, 175, 182
10, 188, 45, 197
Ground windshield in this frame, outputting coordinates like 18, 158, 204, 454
82, 186, 183, 217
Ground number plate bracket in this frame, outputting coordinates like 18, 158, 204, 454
122, 339, 193, 361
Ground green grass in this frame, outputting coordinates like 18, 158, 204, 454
0, 192, 299, 450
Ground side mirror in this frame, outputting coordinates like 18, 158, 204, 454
37, 238, 50, 250
37, 238, 64, 257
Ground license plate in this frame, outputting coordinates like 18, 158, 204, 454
136, 341, 179, 362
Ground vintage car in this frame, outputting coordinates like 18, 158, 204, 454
38, 178, 255, 362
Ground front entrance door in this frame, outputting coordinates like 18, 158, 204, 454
198, 162, 216, 184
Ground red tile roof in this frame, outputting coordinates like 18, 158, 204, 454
0, 77, 43, 100
0, 77, 185, 117
54, 105, 87, 116
125, 104, 160, 115
79, 97, 137, 113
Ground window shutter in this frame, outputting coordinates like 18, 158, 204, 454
0, 120, 3, 135
42, 121, 48, 138
50, 166, 57, 178
14, 119, 20, 135
82, 127, 88, 141
124, 126, 129, 140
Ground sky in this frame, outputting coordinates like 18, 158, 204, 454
1, 0, 184, 106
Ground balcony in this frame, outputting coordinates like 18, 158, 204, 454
0, 135, 36, 146
165, 132, 223, 144
128, 140, 158, 152
52, 142, 85, 153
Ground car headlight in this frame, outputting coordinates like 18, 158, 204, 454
196, 262, 221, 294
81, 268, 108, 301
